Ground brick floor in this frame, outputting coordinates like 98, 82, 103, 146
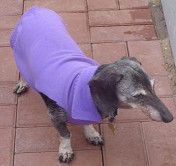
1, 0, 176, 166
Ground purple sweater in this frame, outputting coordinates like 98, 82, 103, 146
10, 6, 102, 124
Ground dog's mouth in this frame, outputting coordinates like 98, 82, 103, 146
119, 100, 173, 123
141, 106, 162, 122
141, 105, 173, 123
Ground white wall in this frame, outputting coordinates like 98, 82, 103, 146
162, 0, 176, 64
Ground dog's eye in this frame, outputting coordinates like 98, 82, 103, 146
133, 93, 143, 98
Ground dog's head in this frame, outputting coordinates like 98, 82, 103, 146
89, 56, 173, 123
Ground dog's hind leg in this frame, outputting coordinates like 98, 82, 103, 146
13, 80, 29, 95
84, 125, 104, 145
40, 93, 74, 163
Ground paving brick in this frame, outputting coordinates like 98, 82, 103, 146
0, 84, 16, 104
128, 40, 167, 75
90, 25, 156, 43
15, 127, 58, 153
0, 153, 12, 166
0, 29, 11, 46
0, 15, 20, 29
119, 0, 149, 9
15, 126, 100, 153
0, 105, 16, 127
142, 120, 176, 166
92, 42, 127, 64
89, 9, 152, 26
60, 13, 90, 43
102, 123, 148, 166
17, 90, 51, 127
0, 128, 14, 153
117, 108, 149, 122
14, 150, 102, 166
87, 0, 118, 10
18, 89, 43, 105
0, 47, 19, 82
0, 0, 23, 16
24, 0, 86, 12
154, 76, 173, 97
79, 44, 92, 58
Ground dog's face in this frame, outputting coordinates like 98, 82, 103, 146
89, 56, 173, 123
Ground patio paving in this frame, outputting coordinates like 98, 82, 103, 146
0, 0, 176, 166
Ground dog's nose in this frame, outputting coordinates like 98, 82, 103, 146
161, 112, 174, 123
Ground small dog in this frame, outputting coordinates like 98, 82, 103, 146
11, 6, 173, 163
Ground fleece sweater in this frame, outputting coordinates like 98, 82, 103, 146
10, 6, 102, 124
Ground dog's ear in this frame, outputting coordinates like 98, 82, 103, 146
121, 56, 142, 65
89, 67, 123, 121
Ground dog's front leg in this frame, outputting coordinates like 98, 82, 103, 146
54, 122, 74, 163
84, 125, 104, 145
40, 93, 74, 163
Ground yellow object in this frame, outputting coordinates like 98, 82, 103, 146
108, 123, 117, 135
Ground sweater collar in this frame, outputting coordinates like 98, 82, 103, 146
68, 65, 102, 124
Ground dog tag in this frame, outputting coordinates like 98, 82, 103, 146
108, 123, 117, 135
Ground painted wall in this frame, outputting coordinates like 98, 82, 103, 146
162, 0, 176, 64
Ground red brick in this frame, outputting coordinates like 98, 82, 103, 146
90, 25, 156, 43
154, 76, 173, 97
17, 90, 51, 127
79, 44, 92, 58
0, 29, 11, 46
0, 84, 16, 104
102, 123, 148, 166
92, 42, 127, 64
15, 127, 58, 153
119, 0, 149, 9
14, 150, 102, 166
89, 9, 152, 26
0, 105, 16, 127
18, 89, 42, 105
128, 40, 167, 75
0, 0, 23, 16
0, 15, 20, 29
0, 47, 19, 82
24, 0, 86, 12
117, 108, 149, 122
87, 0, 118, 10
60, 13, 90, 43
17, 101, 50, 127
0, 128, 14, 153
0, 153, 12, 166
142, 120, 176, 166
15, 126, 99, 153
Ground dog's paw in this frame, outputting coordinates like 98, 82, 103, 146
59, 152, 74, 163
13, 81, 28, 95
59, 137, 74, 163
84, 125, 104, 146
86, 135, 104, 146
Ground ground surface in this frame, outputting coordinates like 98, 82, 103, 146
1, 0, 176, 166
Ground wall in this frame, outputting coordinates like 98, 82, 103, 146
161, 0, 176, 64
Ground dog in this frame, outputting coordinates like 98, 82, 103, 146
11, 6, 173, 163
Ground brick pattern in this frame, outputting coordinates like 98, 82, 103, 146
90, 25, 157, 43
24, 0, 86, 12
102, 123, 148, 166
89, 9, 152, 26
87, 0, 118, 10
119, 0, 149, 9
1, 0, 176, 166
